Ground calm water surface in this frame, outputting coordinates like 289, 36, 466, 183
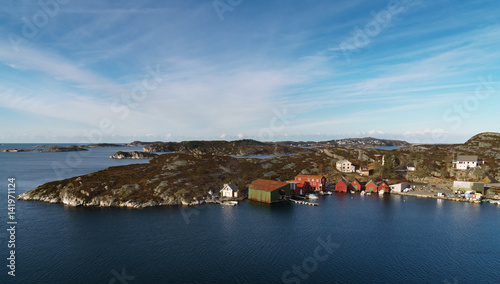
1, 145, 499, 283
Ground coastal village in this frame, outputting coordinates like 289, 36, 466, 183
215, 153, 497, 207
15, 132, 500, 208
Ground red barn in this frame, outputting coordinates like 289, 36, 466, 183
291, 175, 326, 194
349, 179, 363, 192
378, 181, 389, 192
365, 180, 378, 192
335, 179, 349, 192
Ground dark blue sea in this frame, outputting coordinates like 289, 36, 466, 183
1, 144, 499, 283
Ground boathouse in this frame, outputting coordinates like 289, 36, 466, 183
389, 182, 409, 193
378, 181, 389, 192
365, 180, 378, 192
291, 174, 326, 193
335, 179, 349, 192
248, 179, 291, 203
349, 179, 363, 191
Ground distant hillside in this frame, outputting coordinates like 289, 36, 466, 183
278, 137, 411, 148
463, 132, 500, 148
143, 139, 303, 156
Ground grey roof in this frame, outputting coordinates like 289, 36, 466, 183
221, 183, 239, 192
456, 155, 478, 162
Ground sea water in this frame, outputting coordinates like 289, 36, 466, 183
1, 145, 499, 283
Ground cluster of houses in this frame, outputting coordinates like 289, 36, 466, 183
334, 179, 389, 193
217, 155, 486, 204
335, 159, 369, 176
245, 174, 393, 204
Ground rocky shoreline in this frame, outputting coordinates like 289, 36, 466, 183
16, 133, 500, 208
109, 151, 158, 159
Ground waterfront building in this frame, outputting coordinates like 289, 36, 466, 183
290, 174, 326, 194
389, 182, 410, 193
335, 179, 349, 192
220, 183, 239, 198
365, 180, 378, 192
248, 179, 291, 203
349, 179, 363, 191
452, 181, 485, 194
378, 181, 390, 192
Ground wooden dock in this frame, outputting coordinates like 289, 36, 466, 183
290, 199, 318, 206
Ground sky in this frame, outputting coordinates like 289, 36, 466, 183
0, 0, 499, 144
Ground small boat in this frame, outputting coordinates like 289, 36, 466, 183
350, 190, 355, 194
307, 194, 319, 200
221, 201, 238, 206
379, 190, 385, 195
324, 191, 332, 195
366, 192, 372, 196
360, 191, 365, 195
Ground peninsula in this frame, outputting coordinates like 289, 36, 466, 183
17, 133, 500, 208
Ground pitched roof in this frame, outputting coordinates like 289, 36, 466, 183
456, 155, 478, 162
366, 180, 377, 186
350, 178, 361, 184
249, 179, 289, 192
337, 179, 349, 185
295, 174, 324, 180
222, 183, 238, 192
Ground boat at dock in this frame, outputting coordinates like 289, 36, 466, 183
307, 194, 319, 200
221, 201, 238, 206
379, 190, 385, 195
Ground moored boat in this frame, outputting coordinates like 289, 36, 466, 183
307, 194, 319, 200
221, 201, 238, 206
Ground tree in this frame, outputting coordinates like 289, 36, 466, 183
381, 153, 397, 178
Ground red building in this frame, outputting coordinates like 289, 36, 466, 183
378, 181, 389, 192
291, 175, 326, 195
335, 179, 349, 192
349, 179, 363, 192
365, 180, 378, 192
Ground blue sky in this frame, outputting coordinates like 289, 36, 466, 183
1, 0, 499, 143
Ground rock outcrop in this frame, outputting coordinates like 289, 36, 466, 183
110, 151, 158, 159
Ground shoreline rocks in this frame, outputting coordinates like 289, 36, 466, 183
110, 151, 158, 159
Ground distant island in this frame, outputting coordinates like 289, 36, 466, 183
2, 146, 88, 153
17, 133, 500, 208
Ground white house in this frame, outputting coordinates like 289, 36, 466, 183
220, 183, 239, 198
356, 166, 370, 176
336, 160, 355, 173
389, 182, 410, 193
453, 155, 478, 170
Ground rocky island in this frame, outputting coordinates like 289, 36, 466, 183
17, 133, 500, 208
38, 146, 89, 152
